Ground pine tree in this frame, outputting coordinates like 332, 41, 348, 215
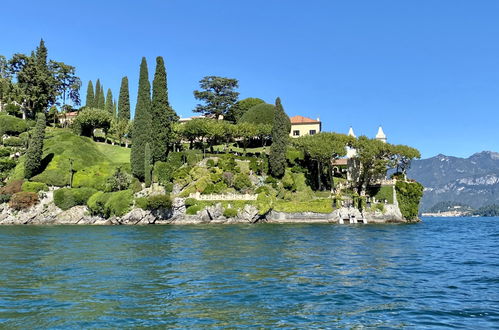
98, 84, 105, 109
85, 80, 94, 108
118, 76, 130, 121
144, 142, 152, 187
105, 88, 113, 115
94, 79, 101, 108
24, 113, 46, 179
269, 97, 289, 178
130, 57, 152, 180
151, 56, 178, 162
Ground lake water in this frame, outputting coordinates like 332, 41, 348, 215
0, 217, 498, 328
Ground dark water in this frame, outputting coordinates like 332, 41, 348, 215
0, 218, 498, 328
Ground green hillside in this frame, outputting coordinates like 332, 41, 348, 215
12, 128, 130, 190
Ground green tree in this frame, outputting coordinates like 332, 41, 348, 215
131, 57, 152, 180
73, 108, 112, 138
98, 84, 105, 109
118, 76, 130, 121
193, 76, 239, 118
235, 122, 258, 155
85, 80, 94, 108
151, 56, 178, 162
50, 61, 81, 108
226, 97, 264, 123
391, 144, 421, 177
144, 143, 152, 188
94, 79, 102, 109
105, 88, 113, 115
269, 97, 290, 178
24, 112, 46, 178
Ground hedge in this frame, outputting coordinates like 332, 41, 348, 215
87, 190, 133, 218
53, 187, 97, 211
0, 114, 28, 135
3, 137, 24, 147
21, 181, 49, 193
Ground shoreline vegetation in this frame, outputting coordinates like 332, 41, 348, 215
0, 40, 424, 225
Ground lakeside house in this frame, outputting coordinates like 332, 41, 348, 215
289, 115, 321, 138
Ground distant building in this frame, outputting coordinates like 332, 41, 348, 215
289, 115, 321, 138
57, 111, 79, 126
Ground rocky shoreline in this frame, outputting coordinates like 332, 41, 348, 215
0, 194, 416, 225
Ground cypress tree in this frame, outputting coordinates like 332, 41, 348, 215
144, 143, 152, 187
105, 88, 113, 115
98, 84, 105, 109
94, 79, 101, 107
269, 97, 289, 178
118, 76, 130, 121
24, 113, 46, 179
151, 56, 178, 162
131, 57, 152, 180
85, 80, 94, 108
113, 99, 117, 118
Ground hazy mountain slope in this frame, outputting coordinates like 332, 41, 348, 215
407, 151, 499, 210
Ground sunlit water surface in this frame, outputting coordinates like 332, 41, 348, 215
0, 217, 498, 328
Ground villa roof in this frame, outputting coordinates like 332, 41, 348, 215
289, 115, 321, 124
57, 111, 78, 117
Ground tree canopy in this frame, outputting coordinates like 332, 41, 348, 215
193, 76, 239, 118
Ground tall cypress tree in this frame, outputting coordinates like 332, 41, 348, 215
113, 99, 117, 118
85, 80, 94, 108
131, 57, 152, 180
94, 79, 101, 108
24, 113, 46, 179
269, 97, 289, 178
151, 56, 178, 162
105, 88, 113, 115
144, 143, 152, 187
98, 84, 105, 109
118, 76, 130, 121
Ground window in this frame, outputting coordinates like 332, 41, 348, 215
293, 130, 300, 136
309, 130, 316, 135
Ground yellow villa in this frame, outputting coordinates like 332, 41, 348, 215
289, 115, 321, 138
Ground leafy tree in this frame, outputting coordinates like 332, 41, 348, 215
256, 123, 272, 147
193, 76, 239, 118
269, 97, 289, 178
109, 118, 130, 146
179, 118, 208, 150
73, 108, 112, 138
50, 61, 81, 108
106, 167, 131, 192
235, 122, 258, 155
85, 80, 94, 108
226, 97, 264, 123
204, 119, 226, 153
24, 112, 46, 178
131, 57, 152, 180
391, 144, 421, 177
151, 56, 178, 162
105, 88, 114, 115
144, 143, 152, 188
118, 76, 130, 121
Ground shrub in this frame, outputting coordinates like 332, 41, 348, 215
0, 180, 23, 195
105, 167, 131, 192
53, 187, 97, 210
0, 114, 28, 135
186, 204, 203, 215
222, 172, 234, 187
219, 154, 239, 172
0, 194, 11, 203
239, 103, 275, 126
21, 181, 48, 193
3, 137, 23, 147
282, 171, 295, 191
0, 148, 11, 158
9, 192, 38, 210
395, 181, 424, 220
0, 157, 16, 172
185, 198, 197, 207
146, 194, 172, 210
153, 161, 178, 186
164, 182, 173, 193
131, 177, 143, 193
286, 148, 304, 166
135, 197, 148, 210
206, 159, 216, 168
87, 190, 133, 218
367, 185, 394, 204
233, 173, 252, 191
223, 208, 238, 218
184, 150, 202, 166
274, 199, 333, 214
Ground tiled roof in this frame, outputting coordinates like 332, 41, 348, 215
289, 115, 320, 124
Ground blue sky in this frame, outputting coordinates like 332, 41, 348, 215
1, 0, 498, 158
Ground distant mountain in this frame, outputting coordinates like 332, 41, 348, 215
407, 151, 499, 211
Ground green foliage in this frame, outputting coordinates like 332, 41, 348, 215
3, 137, 23, 147
105, 166, 131, 192
269, 98, 289, 178
131, 177, 143, 193
151, 56, 178, 162
9, 191, 38, 210
0, 194, 11, 203
135, 197, 148, 210
184, 198, 197, 207
24, 113, 46, 178
131, 57, 152, 180
395, 181, 424, 220
274, 199, 333, 214
206, 159, 216, 168
367, 185, 394, 204
105, 88, 114, 115
223, 207, 238, 218
118, 76, 130, 121
145, 194, 172, 210
239, 103, 274, 125
0, 114, 28, 135
0, 147, 11, 157
21, 181, 48, 193
186, 204, 204, 215
0, 157, 16, 172
53, 187, 96, 210
473, 204, 499, 217
87, 190, 133, 218
73, 108, 112, 137
193, 76, 239, 118
85, 80, 94, 108
144, 143, 152, 187
282, 170, 295, 191
226, 97, 265, 123
233, 173, 252, 191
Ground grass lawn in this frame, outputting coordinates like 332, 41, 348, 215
95, 142, 130, 164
